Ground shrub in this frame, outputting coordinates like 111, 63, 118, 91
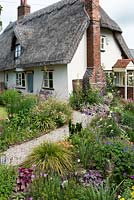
121, 110, 134, 129
0, 98, 72, 152
0, 165, 17, 199
90, 116, 123, 138
69, 88, 103, 110
0, 89, 37, 117
95, 139, 134, 183
26, 174, 62, 200
23, 142, 74, 176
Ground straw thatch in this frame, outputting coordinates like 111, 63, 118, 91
0, 0, 131, 71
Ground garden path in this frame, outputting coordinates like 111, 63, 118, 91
2, 111, 92, 166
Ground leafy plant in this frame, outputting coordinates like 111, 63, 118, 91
121, 110, 134, 129
23, 142, 73, 176
69, 87, 103, 110
0, 165, 17, 199
91, 116, 123, 138
82, 170, 104, 187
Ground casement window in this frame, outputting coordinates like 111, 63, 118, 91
16, 72, 25, 88
43, 71, 53, 89
114, 72, 125, 86
127, 71, 134, 87
100, 36, 106, 52
15, 44, 22, 59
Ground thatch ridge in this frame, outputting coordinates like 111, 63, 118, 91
0, 0, 131, 71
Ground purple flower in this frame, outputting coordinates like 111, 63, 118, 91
130, 175, 134, 179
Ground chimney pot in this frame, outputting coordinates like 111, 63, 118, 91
18, 0, 30, 20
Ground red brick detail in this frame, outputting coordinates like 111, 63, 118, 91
18, 4, 30, 20
118, 87, 134, 100
85, 0, 106, 89
113, 59, 134, 69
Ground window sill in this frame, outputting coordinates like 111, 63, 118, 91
42, 88, 54, 91
16, 87, 26, 90
101, 49, 105, 52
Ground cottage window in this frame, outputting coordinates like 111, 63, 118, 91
16, 72, 25, 88
114, 72, 125, 86
15, 44, 21, 58
100, 36, 106, 52
127, 71, 134, 87
43, 71, 53, 89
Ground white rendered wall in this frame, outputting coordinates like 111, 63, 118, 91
67, 32, 87, 96
101, 28, 122, 71
6, 71, 16, 89
34, 65, 68, 99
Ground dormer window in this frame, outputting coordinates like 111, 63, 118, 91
15, 44, 21, 58
100, 36, 106, 52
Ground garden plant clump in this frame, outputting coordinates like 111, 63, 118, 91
0, 89, 72, 152
0, 89, 134, 199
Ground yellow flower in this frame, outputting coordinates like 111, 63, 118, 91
132, 186, 134, 190
131, 191, 134, 198
120, 198, 125, 200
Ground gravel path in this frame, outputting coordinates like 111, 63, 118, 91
1, 111, 92, 166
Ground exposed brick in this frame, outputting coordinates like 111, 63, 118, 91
84, 0, 106, 90
18, 1, 30, 20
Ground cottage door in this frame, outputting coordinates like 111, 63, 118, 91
27, 72, 33, 93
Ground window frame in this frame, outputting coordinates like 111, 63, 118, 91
43, 71, 54, 89
16, 72, 26, 88
100, 35, 106, 52
15, 44, 22, 59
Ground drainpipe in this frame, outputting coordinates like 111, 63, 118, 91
125, 69, 127, 100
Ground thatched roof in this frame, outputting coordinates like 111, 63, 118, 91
0, 0, 131, 71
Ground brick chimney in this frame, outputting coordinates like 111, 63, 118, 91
83, 0, 106, 91
18, 0, 31, 20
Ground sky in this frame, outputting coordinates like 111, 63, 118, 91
0, 0, 134, 49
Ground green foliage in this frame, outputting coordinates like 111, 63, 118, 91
70, 128, 99, 169
0, 165, 17, 199
0, 98, 72, 152
0, 89, 37, 117
69, 87, 103, 110
121, 110, 134, 129
0, 106, 7, 120
26, 175, 117, 200
23, 142, 73, 176
91, 116, 123, 138
105, 73, 117, 95
69, 89, 83, 110
26, 175, 62, 200
95, 139, 134, 183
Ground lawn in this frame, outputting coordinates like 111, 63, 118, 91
0, 106, 7, 120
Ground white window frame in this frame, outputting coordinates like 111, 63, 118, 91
100, 36, 106, 52
127, 71, 134, 87
114, 72, 125, 86
16, 72, 26, 88
43, 71, 54, 89
15, 44, 21, 59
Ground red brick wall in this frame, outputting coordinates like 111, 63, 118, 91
18, 5, 30, 20
84, 0, 106, 89
118, 87, 134, 100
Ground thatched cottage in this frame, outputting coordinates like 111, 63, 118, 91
0, 0, 133, 99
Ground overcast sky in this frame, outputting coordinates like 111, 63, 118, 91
0, 0, 134, 49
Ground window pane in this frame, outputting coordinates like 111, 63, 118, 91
44, 80, 49, 87
49, 72, 53, 79
22, 80, 25, 87
49, 80, 53, 88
